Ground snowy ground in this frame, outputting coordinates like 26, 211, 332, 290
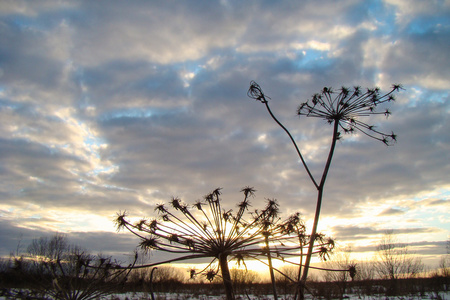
1, 293, 449, 300
2, 290, 449, 299
109, 291, 450, 300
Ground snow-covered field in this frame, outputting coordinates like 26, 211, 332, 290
1, 292, 449, 300
2, 290, 449, 299
109, 291, 450, 300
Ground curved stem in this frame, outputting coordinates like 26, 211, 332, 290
264, 101, 318, 189
262, 99, 339, 299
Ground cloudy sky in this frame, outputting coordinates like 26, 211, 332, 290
0, 0, 449, 268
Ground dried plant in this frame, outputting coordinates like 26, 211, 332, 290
248, 81, 401, 299
116, 187, 334, 300
296, 85, 400, 145
5, 234, 136, 300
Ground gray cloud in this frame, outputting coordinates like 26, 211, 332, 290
378, 208, 406, 216
332, 225, 441, 242
351, 240, 448, 256
427, 199, 449, 206
0, 217, 140, 262
382, 30, 450, 90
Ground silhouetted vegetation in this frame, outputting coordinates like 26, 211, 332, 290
374, 231, 424, 295
115, 187, 335, 300
2, 253, 449, 299
3, 81, 446, 299
248, 81, 402, 299
0, 234, 136, 300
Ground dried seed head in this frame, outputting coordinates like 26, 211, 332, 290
297, 85, 401, 145
115, 211, 128, 230
247, 81, 270, 103
206, 269, 217, 282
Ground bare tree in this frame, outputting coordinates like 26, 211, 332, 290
151, 266, 186, 284
323, 247, 356, 298
5, 234, 136, 300
438, 239, 450, 277
375, 231, 423, 281
275, 266, 299, 297
230, 268, 260, 296
354, 259, 376, 282
27, 233, 68, 260
230, 268, 260, 285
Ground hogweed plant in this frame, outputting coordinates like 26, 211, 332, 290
247, 81, 402, 299
116, 187, 334, 300
253, 211, 336, 299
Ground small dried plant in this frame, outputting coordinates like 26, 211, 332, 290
116, 187, 334, 300
6, 234, 136, 300
248, 81, 401, 299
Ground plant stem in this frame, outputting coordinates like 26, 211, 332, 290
265, 234, 278, 300
299, 120, 339, 299
264, 101, 318, 189
149, 267, 158, 300
219, 253, 235, 300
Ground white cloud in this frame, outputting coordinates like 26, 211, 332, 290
384, 0, 450, 27
291, 41, 331, 52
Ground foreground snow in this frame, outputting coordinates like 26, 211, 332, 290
1, 290, 448, 299
110, 291, 450, 300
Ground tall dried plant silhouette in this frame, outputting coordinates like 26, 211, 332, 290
115, 187, 334, 300
248, 81, 401, 299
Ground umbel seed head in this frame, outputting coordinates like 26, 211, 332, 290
296, 85, 402, 145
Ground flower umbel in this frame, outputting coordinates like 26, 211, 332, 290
248, 81, 270, 103
297, 85, 402, 145
115, 187, 334, 298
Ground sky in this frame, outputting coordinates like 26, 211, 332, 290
0, 0, 449, 270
